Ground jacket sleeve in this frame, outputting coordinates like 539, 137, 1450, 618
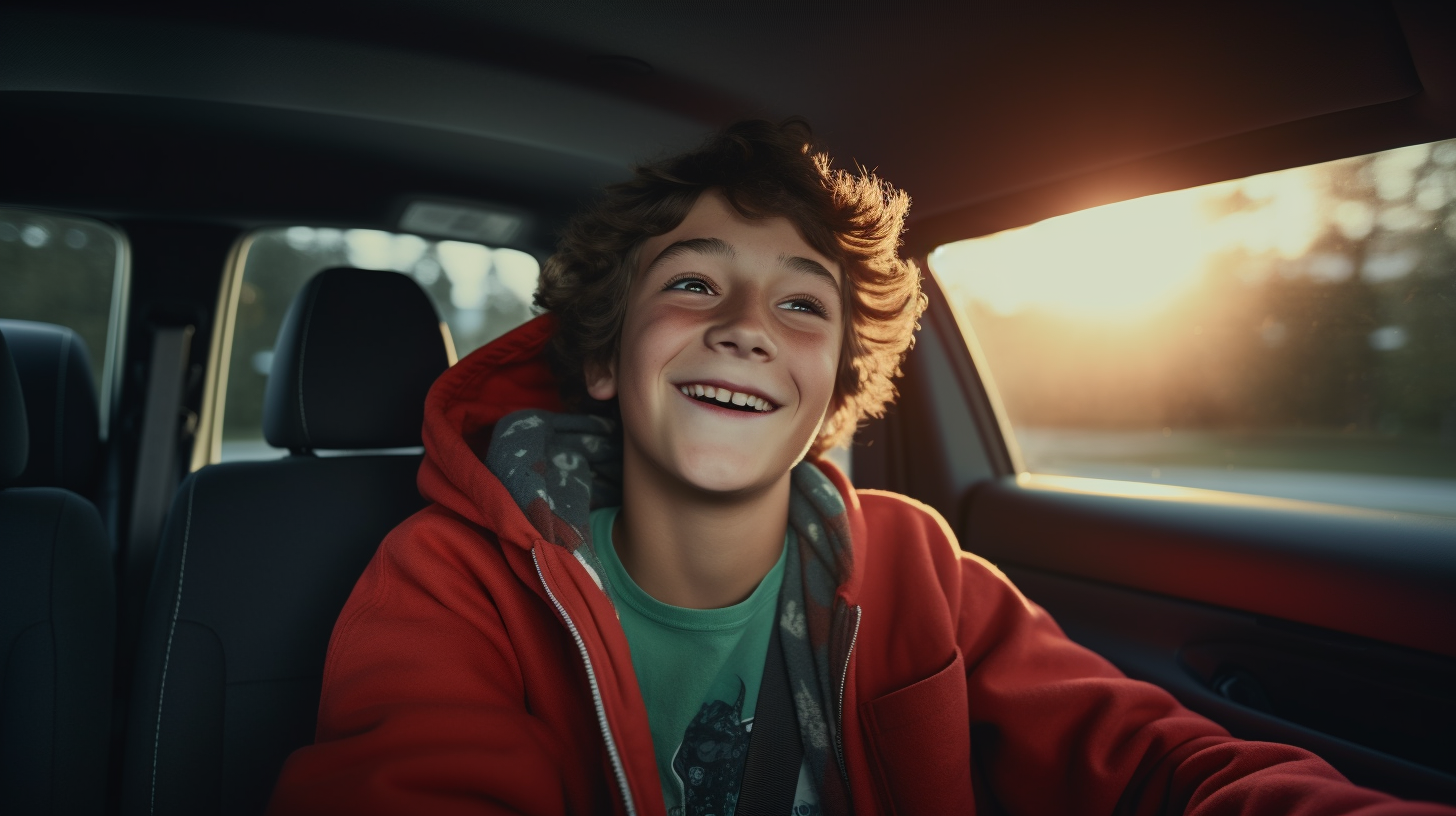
948, 544, 1454, 816
266, 520, 572, 816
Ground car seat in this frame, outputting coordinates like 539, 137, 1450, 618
118, 268, 451, 816
0, 320, 102, 502
0, 326, 115, 816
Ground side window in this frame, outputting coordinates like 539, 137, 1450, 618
0, 208, 130, 437
213, 227, 540, 462
932, 139, 1456, 519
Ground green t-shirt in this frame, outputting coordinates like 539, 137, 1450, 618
591, 507, 819, 816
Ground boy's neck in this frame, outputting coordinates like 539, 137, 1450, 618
613, 448, 792, 610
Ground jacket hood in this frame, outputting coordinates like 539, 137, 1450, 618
419, 313, 626, 587
417, 313, 565, 545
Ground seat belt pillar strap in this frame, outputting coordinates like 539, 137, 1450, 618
736, 617, 805, 815
122, 324, 193, 621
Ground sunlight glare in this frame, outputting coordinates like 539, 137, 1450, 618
931, 168, 1323, 320
437, 241, 493, 310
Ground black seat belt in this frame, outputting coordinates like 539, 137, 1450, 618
120, 323, 193, 648
736, 617, 805, 815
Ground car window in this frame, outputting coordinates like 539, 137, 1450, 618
0, 208, 130, 438
931, 138, 1456, 519
215, 227, 540, 462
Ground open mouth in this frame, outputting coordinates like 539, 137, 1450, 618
677, 383, 776, 413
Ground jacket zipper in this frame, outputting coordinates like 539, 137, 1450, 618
835, 604, 863, 783
532, 546, 638, 816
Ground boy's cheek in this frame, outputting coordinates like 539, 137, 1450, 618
779, 329, 841, 402
617, 307, 708, 381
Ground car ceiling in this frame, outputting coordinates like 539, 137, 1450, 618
1, 0, 1454, 254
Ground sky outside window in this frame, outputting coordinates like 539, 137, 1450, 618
932, 139, 1456, 519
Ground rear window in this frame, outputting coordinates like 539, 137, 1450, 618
214, 227, 540, 462
0, 208, 129, 437
932, 139, 1456, 519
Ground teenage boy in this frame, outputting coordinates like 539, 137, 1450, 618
269, 120, 1453, 816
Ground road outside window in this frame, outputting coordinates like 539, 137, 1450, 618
220, 227, 540, 461
0, 208, 129, 437
932, 139, 1456, 519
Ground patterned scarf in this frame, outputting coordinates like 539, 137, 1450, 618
483, 408, 857, 810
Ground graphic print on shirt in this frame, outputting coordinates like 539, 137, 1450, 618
670, 678, 752, 816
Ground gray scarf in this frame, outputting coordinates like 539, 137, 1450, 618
483, 408, 857, 808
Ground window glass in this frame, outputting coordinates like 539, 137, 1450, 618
932, 139, 1456, 518
220, 227, 540, 461
0, 208, 129, 437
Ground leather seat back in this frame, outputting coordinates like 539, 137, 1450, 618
0, 326, 114, 816
0, 319, 101, 498
120, 268, 452, 815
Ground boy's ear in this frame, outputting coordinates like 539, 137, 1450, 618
584, 358, 618, 401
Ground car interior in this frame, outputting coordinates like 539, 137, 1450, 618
2, 2, 1455, 814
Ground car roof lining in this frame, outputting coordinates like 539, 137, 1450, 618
1, 1, 1453, 243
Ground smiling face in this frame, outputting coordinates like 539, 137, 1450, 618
586, 189, 844, 495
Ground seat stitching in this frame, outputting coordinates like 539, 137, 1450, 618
48, 492, 64, 804
296, 279, 320, 448
151, 476, 197, 815
54, 332, 70, 484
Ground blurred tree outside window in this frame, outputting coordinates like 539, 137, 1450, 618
0, 208, 128, 437
933, 139, 1456, 519
220, 227, 539, 461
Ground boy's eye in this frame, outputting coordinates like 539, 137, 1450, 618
779, 297, 828, 317
665, 277, 715, 295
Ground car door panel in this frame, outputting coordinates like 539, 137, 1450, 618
962, 476, 1456, 657
1000, 564, 1456, 804
868, 274, 1456, 805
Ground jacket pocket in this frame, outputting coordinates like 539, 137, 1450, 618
861, 649, 973, 816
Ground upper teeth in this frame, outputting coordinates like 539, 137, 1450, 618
679, 384, 773, 412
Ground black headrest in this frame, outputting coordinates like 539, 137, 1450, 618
263, 268, 451, 451
0, 320, 101, 493
0, 328, 29, 486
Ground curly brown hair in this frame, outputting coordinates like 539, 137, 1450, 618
534, 118, 925, 458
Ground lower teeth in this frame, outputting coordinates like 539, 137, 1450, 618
695, 395, 758, 412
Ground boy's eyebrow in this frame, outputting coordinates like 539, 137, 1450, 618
779, 254, 839, 289
645, 237, 736, 274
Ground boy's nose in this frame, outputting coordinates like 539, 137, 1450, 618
705, 301, 777, 361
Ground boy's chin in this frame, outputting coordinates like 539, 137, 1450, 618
670, 450, 793, 496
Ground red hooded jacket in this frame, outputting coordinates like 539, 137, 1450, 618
268, 314, 1451, 816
